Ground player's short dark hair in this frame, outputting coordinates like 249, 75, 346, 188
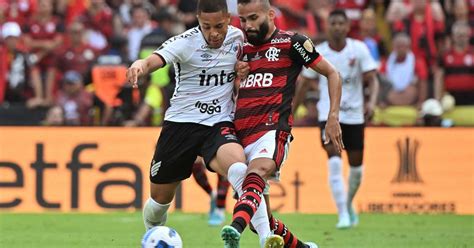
329, 9, 348, 21
197, 0, 228, 14
237, 0, 270, 10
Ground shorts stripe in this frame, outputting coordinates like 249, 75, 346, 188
273, 131, 290, 169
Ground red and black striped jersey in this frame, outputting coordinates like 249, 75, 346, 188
439, 47, 474, 92
235, 29, 322, 147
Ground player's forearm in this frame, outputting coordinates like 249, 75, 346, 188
327, 71, 341, 118
292, 77, 310, 114
131, 59, 153, 77
367, 74, 379, 108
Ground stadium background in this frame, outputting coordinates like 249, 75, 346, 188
0, 0, 473, 247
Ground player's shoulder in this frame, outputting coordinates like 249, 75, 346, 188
315, 41, 330, 51
348, 38, 368, 50
162, 27, 202, 47
277, 29, 295, 37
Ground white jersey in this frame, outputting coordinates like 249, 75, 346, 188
301, 38, 377, 124
154, 26, 244, 126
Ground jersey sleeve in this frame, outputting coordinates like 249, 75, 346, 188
356, 41, 378, 73
289, 34, 322, 67
153, 35, 193, 65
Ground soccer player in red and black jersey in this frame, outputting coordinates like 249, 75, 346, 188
221, 1, 343, 248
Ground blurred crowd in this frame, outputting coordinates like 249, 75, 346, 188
0, 0, 473, 127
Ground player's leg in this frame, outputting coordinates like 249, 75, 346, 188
226, 130, 291, 247
192, 157, 213, 196
320, 122, 350, 229
345, 124, 365, 226
208, 174, 230, 226
144, 121, 202, 230
191, 157, 220, 225
265, 194, 318, 248
203, 122, 276, 247
144, 182, 180, 229
229, 157, 270, 233
202, 122, 250, 247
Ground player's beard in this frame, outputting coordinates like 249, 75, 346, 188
246, 19, 270, 45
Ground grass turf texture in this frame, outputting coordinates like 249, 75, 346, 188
0, 212, 472, 247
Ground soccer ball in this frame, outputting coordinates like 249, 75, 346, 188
141, 226, 183, 248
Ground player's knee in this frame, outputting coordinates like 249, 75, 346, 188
150, 193, 173, 205
214, 143, 246, 168
324, 145, 340, 158
150, 185, 176, 205
348, 151, 363, 166
247, 164, 273, 179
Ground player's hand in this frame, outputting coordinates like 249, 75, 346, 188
235, 61, 249, 79
324, 115, 344, 153
126, 66, 143, 88
364, 103, 375, 122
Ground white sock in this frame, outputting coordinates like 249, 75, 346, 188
227, 162, 271, 243
328, 156, 348, 218
348, 165, 363, 209
253, 196, 271, 247
227, 162, 247, 196
143, 197, 170, 230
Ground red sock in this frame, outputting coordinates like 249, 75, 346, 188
230, 173, 265, 233
270, 215, 307, 248
216, 175, 230, 209
191, 162, 212, 195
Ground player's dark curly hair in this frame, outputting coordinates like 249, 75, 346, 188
329, 9, 348, 21
197, 0, 228, 14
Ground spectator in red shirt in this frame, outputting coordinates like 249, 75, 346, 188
75, 0, 115, 51
23, 0, 64, 108
435, 21, 474, 105
57, 21, 98, 83
445, 0, 474, 46
271, 0, 308, 31
387, 0, 445, 65
380, 33, 428, 107
307, 0, 333, 40
0, 22, 32, 104
54, 70, 93, 125
1, 0, 37, 27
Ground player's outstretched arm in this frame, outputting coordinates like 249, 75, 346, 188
310, 58, 344, 153
127, 54, 165, 88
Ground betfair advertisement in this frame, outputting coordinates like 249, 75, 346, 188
0, 127, 472, 214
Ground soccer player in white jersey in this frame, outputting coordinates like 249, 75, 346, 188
294, 9, 379, 229
127, 0, 283, 247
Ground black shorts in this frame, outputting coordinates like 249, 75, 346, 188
150, 121, 240, 184
319, 122, 365, 151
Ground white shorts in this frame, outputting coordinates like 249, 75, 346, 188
243, 130, 292, 182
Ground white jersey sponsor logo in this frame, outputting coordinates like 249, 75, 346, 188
154, 26, 244, 126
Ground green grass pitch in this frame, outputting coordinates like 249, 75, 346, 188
0, 212, 472, 247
